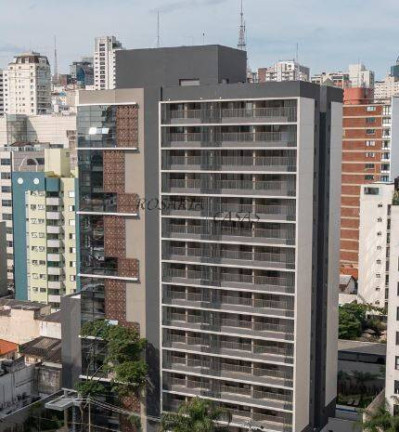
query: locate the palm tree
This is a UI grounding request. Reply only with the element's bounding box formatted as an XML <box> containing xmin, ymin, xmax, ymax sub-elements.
<box><xmin>362</xmin><ymin>403</ymin><xmax>399</xmax><ymax>431</ymax></box>
<box><xmin>160</xmin><ymin>398</ymin><xmax>232</xmax><ymax>432</ymax></box>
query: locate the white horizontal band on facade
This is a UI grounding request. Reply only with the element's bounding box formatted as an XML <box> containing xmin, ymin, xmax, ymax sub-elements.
<box><xmin>77</xmin><ymin>211</ymin><xmax>139</xmax><ymax>217</ymax></box>
<box><xmin>77</xmin><ymin>102</ymin><xmax>137</xmax><ymax>107</ymax></box>
<box><xmin>78</xmin><ymin>273</ymin><xmax>139</xmax><ymax>282</ymax></box>
<box><xmin>77</xmin><ymin>147</ymin><xmax>139</xmax><ymax>151</ymax></box>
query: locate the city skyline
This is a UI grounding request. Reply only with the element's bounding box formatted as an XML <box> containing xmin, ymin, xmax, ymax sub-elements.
<box><xmin>0</xmin><ymin>0</ymin><xmax>398</xmax><ymax>78</ymax></box>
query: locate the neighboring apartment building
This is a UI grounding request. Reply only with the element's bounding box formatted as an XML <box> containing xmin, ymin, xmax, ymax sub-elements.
<box><xmin>358</xmin><ymin>183</ymin><xmax>394</xmax><ymax>307</ymax></box>
<box><xmin>374</xmin><ymin>76</ymin><xmax>399</xmax><ymax>103</ymax></box>
<box><xmin>311</xmin><ymin>71</ymin><xmax>350</xmax><ymax>89</ymax></box>
<box><xmin>348</xmin><ymin>63</ymin><xmax>375</xmax><ymax>89</ymax></box>
<box><xmin>258</xmin><ymin>60</ymin><xmax>310</xmax><ymax>83</ymax></box>
<box><xmin>93</xmin><ymin>36</ymin><xmax>124</xmax><ymax>90</ymax></box>
<box><xmin>0</xmin><ymin>69</ymin><xmax>4</xmax><ymax>116</ymax></box>
<box><xmin>3</xmin><ymin>52</ymin><xmax>51</xmax><ymax>115</ymax></box>
<box><xmin>12</xmin><ymin>148</ymin><xmax>77</xmax><ymax>310</ymax></box>
<box><xmin>384</xmin><ymin>185</ymin><xmax>399</xmax><ymax>413</ymax></box>
<box><xmin>75</xmin><ymin>45</ymin><xmax>342</xmax><ymax>432</ymax></box>
<box><xmin>340</xmin><ymin>88</ymin><xmax>399</xmax><ymax>279</ymax></box>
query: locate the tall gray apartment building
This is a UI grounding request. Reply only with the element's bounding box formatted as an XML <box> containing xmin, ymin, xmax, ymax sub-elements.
<box><xmin>76</xmin><ymin>45</ymin><xmax>342</xmax><ymax>432</ymax></box>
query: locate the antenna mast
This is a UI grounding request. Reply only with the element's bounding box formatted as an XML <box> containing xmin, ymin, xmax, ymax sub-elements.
<box><xmin>156</xmin><ymin>11</ymin><xmax>160</xmax><ymax>48</ymax></box>
<box><xmin>237</xmin><ymin>0</ymin><xmax>246</xmax><ymax>51</ymax></box>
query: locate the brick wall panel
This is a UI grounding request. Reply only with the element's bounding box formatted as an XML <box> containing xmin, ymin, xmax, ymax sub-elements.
<box><xmin>104</xmin><ymin>216</ymin><xmax>126</xmax><ymax>258</ymax></box>
<box><xmin>118</xmin><ymin>193</ymin><xmax>140</xmax><ymax>214</ymax></box>
<box><xmin>103</xmin><ymin>151</ymin><xmax>125</xmax><ymax>193</ymax></box>
<box><xmin>116</xmin><ymin>106</ymin><xmax>139</xmax><ymax>149</ymax></box>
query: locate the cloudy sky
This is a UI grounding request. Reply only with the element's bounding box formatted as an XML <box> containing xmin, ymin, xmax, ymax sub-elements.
<box><xmin>0</xmin><ymin>0</ymin><xmax>398</xmax><ymax>79</ymax></box>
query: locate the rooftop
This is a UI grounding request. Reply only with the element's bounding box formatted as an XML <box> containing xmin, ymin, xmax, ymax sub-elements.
<box><xmin>338</xmin><ymin>339</ymin><xmax>386</xmax><ymax>357</ymax></box>
<box><xmin>0</xmin><ymin>339</ymin><xmax>18</xmax><ymax>356</ymax></box>
<box><xmin>20</xmin><ymin>337</ymin><xmax>61</xmax><ymax>364</ymax></box>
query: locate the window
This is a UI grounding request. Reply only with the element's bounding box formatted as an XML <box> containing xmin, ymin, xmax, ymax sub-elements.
<box><xmin>1</xmin><ymin>186</ymin><xmax>11</xmax><ymax>193</ymax></box>
<box><xmin>0</xmin><ymin>159</ymin><xmax>10</xmax><ymax>166</ymax></box>
<box><xmin>365</xmin><ymin>175</ymin><xmax>374</xmax><ymax>181</ymax></box>
<box><xmin>2</xmin><ymin>214</ymin><xmax>12</xmax><ymax>220</ymax></box>
<box><xmin>2</xmin><ymin>200</ymin><xmax>11</xmax><ymax>207</ymax></box>
<box><xmin>70</xmin><ymin>275</ymin><xmax>76</xmax><ymax>282</ymax></box>
<box><xmin>69</xmin><ymin>247</ymin><xmax>76</xmax><ymax>254</ymax></box>
<box><xmin>68</xmin><ymin>191</ymin><xmax>75</xmax><ymax>198</ymax></box>
<box><xmin>366</xmin><ymin>117</ymin><xmax>376</xmax><ymax>123</ymax></box>
<box><xmin>69</xmin><ymin>233</ymin><xmax>76</xmax><ymax>240</ymax></box>
<box><xmin>0</xmin><ymin>173</ymin><xmax>10</xmax><ymax>180</ymax></box>
<box><xmin>396</xmin><ymin>306</ymin><xmax>399</xmax><ymax>321</ymax></box>
<box><xmin>395</xmin><ymin>381</ymin><xmax>399</xmax><ymax>395</ymax></box>
<box><xmin>366</xmin><ymin>140</ymin><xmax>375</xmax><ymax>146</ymax></box>
<box><xmin>69</xmin><ymin>219</ymin><xmax>75</xmax><ymax>226</ymax></box>
<box><xmin>179</xmin><ymin>79</ymin><xmax>200</xmax><ymax>86</ymax></box>
<box><xmin>395</xmin><ymin>331</ymin><xmax>399</xmax><ymax>345</ymax></box>
<box><xmin>366</xmin><ymin>129</ymin><xmax>376</xmax><ymax>135</ymax></box>
<box><xmin>397</xmin><ymin>282</ymin><xmax>399</xmax><ymax>296</ymax></box>
<box><xmin>365</xmin><ymin>163</ymin><xmax>375</xmax><ymax>169</ymax></box>
<box><xmin>367</xmin><ymin>106</ymin><xmax>376</xmax><ymax>112</ymax></box>
<box><xmin>69</xmin><ymin>205</ymin><xmax>75</xmax><ymax>212</ymax></box>
<box><xmin>366</xmin><ymin>152</ymin><xmax>375</xmax><ymax>158</ymax></box>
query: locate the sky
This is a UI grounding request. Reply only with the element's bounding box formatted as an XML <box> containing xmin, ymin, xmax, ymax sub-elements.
<box><xmin>0</xmin><ymin>0</ymin><xmax>399</xmax><ymax>79</ymax></box>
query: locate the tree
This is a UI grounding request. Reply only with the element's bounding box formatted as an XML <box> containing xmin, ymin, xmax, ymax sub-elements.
<box><xmin>361</xmin><ymin>403</ymin><xmax>399</xmax><ymax>432</ymax></box>
<box><xmin>160</xmin><ymin>398</ymin><xmax>232</xmax><ymax>432</ymax></box>
<box><xmin>352</xmin><ymin>371</ymin><xmax>379</xmax><ymax>393</ymax></box>
<box><xmin>78</xmin><ymin>319</ymin><xmax>147</xmax><ymax>397</ymax></box>
<box><xmin>339</xmin><ymin>304</ymin><xmax>365</xmax><ymax>340</ymax></box>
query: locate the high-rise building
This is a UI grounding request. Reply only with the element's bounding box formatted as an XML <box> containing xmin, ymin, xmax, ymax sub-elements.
<box><xmin>348</xmin><ymin>63</ymin><xmax>375</xmax><ymax>89</ymax></box>
<box><xmin>76</xmin><ymin>45</ymin><xmax>342</xmax><ymax>432</ymax></box>
<box><xmin>385</xmin><ymin>183</ymin><xmax>399</xmax><ymax>413</ymax></box>
<box><xmin>70</xmin><ymin>58</ymin><xmax>94</xmax><ymax>88</ymax></box>
<box><xmin>93</xmin><ymin>36</ymin><xmax>124</xmax><ymax>90</ymax></box>
<box><xmin>311</xmin><ymin>71</ymin><xmax>350</xmax><ymax>89</ymax></box>
<box><xmin>3</xmin><ymin>52</ymin><xmax>51</xmax><ymax>115</ymax></box>
<box><xmin>12</xmin><ymin>148</ymin><xmax>77</xmax><ymax>310</ymax></box>
<box><xmin>358</xmin><ymin>183</ymin><xmax>394</xmax><ymax>307</ymax></box>
<box><xmin>340</xmin><ymin>89</ymin><xmax>399</xmax><ymax>279</ymax></box>
<box><xmin>258</xmin><ymin>60</ymin><xmax>310</xmax><ymax>83</ymax></box>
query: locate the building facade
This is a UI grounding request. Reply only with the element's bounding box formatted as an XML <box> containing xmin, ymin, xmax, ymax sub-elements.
<box><xmin>12</xmin><ymin>148</ymin><xmax>77</xmax><ymax>310</ymax></box>
<box><xmin>385</xmin><ymin>186</ymin><xmax>399</xmax><ymax>413</ymax></box>
<box><xmin>374</xmin><ymin>76</ymin><xmax>399</xmax><ymax>103</ymax></box>
<box><xmin>311</xmin><ymin>71</ymin><xmax>350</xmax><ymax>89</ymax></box>
<box><xmin>348</xmin><ymin>64</ymin><xmax>375</xmax><ymax>89</ymax></box>
<box><xmin>340</xmin><ymin>89</ymin><xmax>399</xmax><ymax>279</ymax></box>
<box><xmin>3</xmin><ymin>52</ymin><xmax>51</xmax><ymax>115</ymax></box>
<box><xmin>358</xmin><ymin>183</ymin><xmax>394</xmax><ymax>307</ymax></box>
<box><xmin>94</xmin><ymin>36</ymin><xmax>124</xmax><ymax>90</ymax></box>
<box><xmin>258</xmin><ymin>61</ymin><xmax>310</xmax><ymax>83</ymax></box>
<box><xmin>75</xmin><ymin>45</ymin><xmax>342</xmax><ymax>432</ymax></box>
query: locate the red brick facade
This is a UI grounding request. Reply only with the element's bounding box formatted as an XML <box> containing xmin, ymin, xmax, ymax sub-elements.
<box><xmin>340</xmin><ymin>92</ymin><xmax>386</xmax><ymax>279</ymax></box>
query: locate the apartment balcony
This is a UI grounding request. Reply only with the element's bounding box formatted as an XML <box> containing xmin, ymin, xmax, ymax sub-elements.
<box><xmin>163</xmin><ymin>314</ymin><xmax>294</xmax><ymax>341</ymax></box>
<box><xmin>163</xmin><ymin>400</ymin><xmax>292</xmax><ymax>432</ymax></box>
<box><xmin>163</xmin><ymin>267</ymin><xmax>295</xmax><ymax>295</ymax></box>
<box><xmin>47</xmin><ymin>267</ymin><xmax>63</xmax><ymax>276</ymax></box>
<box><xmin>46</xmin><ymin>212</ymin><xmax>62</xmax><ymax>220</ymax></box>
<box><xmin>48</xmin><ymin>295</ymin><xmax>61</xmax><ymax>304</ymax></box>
<box><xmin>47</xmin><ymin>197</ymin><xmax>61</xmax><ymax>206</ymax></box>
<box><xmin>162</xmin><ymin>201</ymin><xmax>296</xmax><ymax>222</ymax></box>
<box><xmin>47</xmin><ymin>225</ymin><xmax>62</xmax><ymax>234</ymax></box>
<box><xmin>162</xmin><ymin>156</ymin><xmax>297</xmax><ymax>173</ymax></box>
<box><xmin>48</xmin><ymin>281</ymin><xmax>63</xmax><ymax>290</ymax></box>
<box><xmin>47</xmin><ymin>253</ymin><xmax>62</xmax><ymax>262</ymax></box>
<box><xmin>47</xmin><ymin>239</ymin><xmax>62</xmax><ymax>248</ymax></box>
<box><xmin>164</xmin><ymin>224</ymin><xmax>295</xmax><ymax>246</ymax></box>
<box><xmin>163</xmin><ymin>179</ymin><xmax>296</xmax><ymax>197</ymax></box>
<box><xmin>166</xmin><ymin>331</ymin><xmax>295</xmax><ymax>365</ymax></box>
<box><xmin>164</xmin><ymin>107</ymin><xmax>297</xmax><ymax>125</ymax></box>
<box><xmin>163</xmin><ymin>359</ymin><xmax>293</xmax><ymax>388</ymax></box>
<box><xmin>163</xmin><ymin>247</ymin><xmax>295</xmax><ymax>270</ymax></box>
<box><xmin>163</xmin><ymin>377</ymin><xmax>293</xmax><ymax>411</ymax></box>
<box><xmin>163</xmin><ymin>132</ymin><xmax>297</xmax><ymax>149</ymax></box>
<box><xmin>162</xmin><ymin>293</ymin><xmax>294</xmax><ymax>318</ymax></box>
